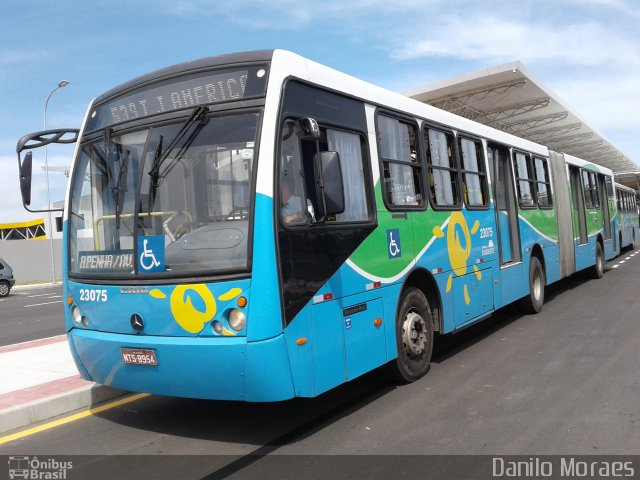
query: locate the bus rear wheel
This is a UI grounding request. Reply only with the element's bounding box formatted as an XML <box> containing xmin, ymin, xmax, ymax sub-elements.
<box><xmin>518</xmin><ymin>256</ymin><xmax>545</xmax><ymax>314</ymax></box>
<box><xmin>587</xmin><ymin>242</ymin><xmax>604</xmax><ymax>279</ymax></box>
<box><xmin>383</xmin><ymin>287</ymin><xmax>434</xmax><ymax>383</ymax></box>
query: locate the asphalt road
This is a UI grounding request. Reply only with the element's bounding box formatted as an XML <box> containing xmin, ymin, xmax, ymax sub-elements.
<box><xmin>0</xmin><ymin>283</ymin><xmax>65</xmax><ymax>346</ymax></box>
<box><xmin>2</xmin><ymin>250</ymin><xmax>640</xmax><ymax>479</ymax></box>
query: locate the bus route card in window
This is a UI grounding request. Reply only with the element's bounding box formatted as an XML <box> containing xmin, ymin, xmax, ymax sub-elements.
<box><xmin>121</xmin><ymin>348</ymin><xmax>158</xmax><ymax>366</ymax></box>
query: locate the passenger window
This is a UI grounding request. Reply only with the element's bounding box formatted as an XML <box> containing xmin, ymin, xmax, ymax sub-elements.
<box><xmin>279</xmin><ymin>119</ymin><xmax>370</xmax><ymax>225</ymax></box>
<box><xmin>534</xmin><ymin>157</ymin><xmax>552</xmax><ymax>208</ymax></box>
<box><xmin>458</xmin><ymin>137</ymin><xmax>488</xmax><ymax>208</ymax></box>
<box><xmin>377</xmin><ymin>115</ymin><xmax>424</xmax><ymax>209</ymax></box>
<box><xmin>581</xmin><ymin>171</ymin><xmax>599</xmax><ymax>209</ymax></box>
<box><xmin>514</xmin><ymin>152</ymin><xmax>535</xmax><ymax>208</ymax></box>
<box><xmin>327</xmin><ymin>129</ymin><xmax>369</xmax><ymax>222</ymax></box>
<box><xmin>616</xmin><ymin>190</ymin><xmax>621</xmax><ymax>211</ymax></box>
<box><xmin>605</xmin><ymin>177</ymin><xmax>614</xmax><ymax>197</ymax></box>
<box><xmin>425</xmin><ymin>127</ymin><xmax>460</xmax><ymax>208</ymax></box>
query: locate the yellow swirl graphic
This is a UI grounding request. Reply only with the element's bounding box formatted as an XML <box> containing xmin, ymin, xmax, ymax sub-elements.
<box><xmin>218</xmin><ymin>287</ymin><xmax>243</xmax><ymax>301</ymax></box>
<box><xmin>169</xmin><ymin>284</ymin><xmax>217</xmax><ymax>333</ymax></box>
<box><xmin>149</xmin><ymin>289</ymin><xmax>166</xmax><ymax>299</ymax></box>
<box><xmin>447</xmin><ymin>211</ymin><xmax>471</xmax><ymax>276</ymax></box>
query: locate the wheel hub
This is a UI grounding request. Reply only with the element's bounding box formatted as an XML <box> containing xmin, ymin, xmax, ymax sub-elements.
<box><xmin>402</xmin><ymin>311</ymin><xmax>427</xmax><ymax>357</ymax></box>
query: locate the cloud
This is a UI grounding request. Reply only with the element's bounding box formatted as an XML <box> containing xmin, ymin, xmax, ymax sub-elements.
<box><xmin>164</xmin><ymin>0</ymin><xmax>312</xmax><ymax>29</ymax></box>
<box><xmin>0</xmin><ymin>49</ymin><xmax>52</xmax><ymax>68</ymax></box>
<box><xmin>390</xmin><ymin>15</ymin><xmax>639</xmax><ymax>68</ymax></box>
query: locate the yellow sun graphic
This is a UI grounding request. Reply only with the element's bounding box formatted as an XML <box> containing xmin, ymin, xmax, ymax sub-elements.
<box><xmin>148</xmin><ymin>285</ymin><xmax>243</xmax><ymax>334</ymax></box>
<box><xmin>433</xmin><ymin>212</ymin><xmax>481</xmax><ymax>305</ymax></box>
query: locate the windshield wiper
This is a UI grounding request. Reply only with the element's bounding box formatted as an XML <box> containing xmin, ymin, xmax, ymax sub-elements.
<box><xmin>148</xmin><ymin>105</ymin><xmax>209</xmax><ymax>187</ymax></box>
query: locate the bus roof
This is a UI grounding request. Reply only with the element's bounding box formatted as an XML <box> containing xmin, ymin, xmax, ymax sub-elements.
<box><xmin>272</xmin><ymin>50</ymin><xmax>549</xmax><ymax>157</ymax></box>
<box><xmin>563</xmin><ymin>153</ymin><xmax>614</xmax><ymax>175</ymax></box>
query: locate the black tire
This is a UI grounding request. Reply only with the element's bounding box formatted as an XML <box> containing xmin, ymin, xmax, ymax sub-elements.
<box><xmin>619</xmin><ymin>232</ymin><xmax>624</xmax><ymax>255</ymax></box>
<box><xmin>383</xmin><ymin>287</ymin><xmax>434</xmax><ymax>383</ymax></box>
<box><xmin>518</xmin><ymin>256</ymin><xmax>545</xmax><ymax>314</ymax></box>
<box><xmin>0</xmin><ymin>281</ymin><xmax>9</xmax><ymax>298</ymax></box>
<box><xmin>587</xmin><ymin>242</ymin><xmax>604</xmax><ymax>279</ymax></box>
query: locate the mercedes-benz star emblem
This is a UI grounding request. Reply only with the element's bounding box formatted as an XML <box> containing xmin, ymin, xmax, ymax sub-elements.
<box><xmin>130</xmin><ymin>314</ymin><xmax>144</xmax><ymax>332</ymax></box>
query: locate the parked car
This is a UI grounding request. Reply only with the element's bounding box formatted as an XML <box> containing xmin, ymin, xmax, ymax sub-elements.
<box><xmin>0</xmin><ymin>257</ymin><xmax>16</xmax><ymax>297</ymax></box>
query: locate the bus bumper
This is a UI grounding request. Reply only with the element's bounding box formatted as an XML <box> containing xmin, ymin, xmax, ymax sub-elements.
<box><xmin>68</xmin><ymin>329</ymin><xmax>295</xmax><ymax>402</ymax></box>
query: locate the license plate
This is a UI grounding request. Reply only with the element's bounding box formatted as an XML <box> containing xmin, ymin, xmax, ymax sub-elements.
<box><xmin>121</xmin><ymin>348</ymin><xmax>158</xmax><ymax>366</ymax></box>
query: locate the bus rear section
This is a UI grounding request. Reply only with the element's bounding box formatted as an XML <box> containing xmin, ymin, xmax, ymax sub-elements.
<box><xmin>554</xmin><ymin>154</ymin><xmax>616</xmax><ymax>277</ymax></box>
<box><xmin>615</xmin><ymin>183</ymin><xmax>639</xmax><ymax>251</ymax></box>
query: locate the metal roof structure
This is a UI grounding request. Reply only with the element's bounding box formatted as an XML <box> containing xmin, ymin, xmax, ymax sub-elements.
<box><xmin>0</xmin><ymin>218</ymin><xmax>46</xmax><ymax>240</ymax></box>
<box><xmin>405</xmin><ymin>61</ymin><xmax>640</xmax><ymax>189</ymax></box>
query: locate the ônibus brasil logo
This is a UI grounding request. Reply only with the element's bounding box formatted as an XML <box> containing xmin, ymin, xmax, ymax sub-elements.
<box><xmin>8</xmin><ymin>456</ymin><xmax>73</xmax><ymax>480</ymax></box>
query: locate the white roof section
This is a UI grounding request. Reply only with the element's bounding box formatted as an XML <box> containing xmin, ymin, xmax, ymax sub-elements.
<box><xmin>405</xmin><ymin>61</ymin><xmax>639</xmax><ymax>189</ymax></box>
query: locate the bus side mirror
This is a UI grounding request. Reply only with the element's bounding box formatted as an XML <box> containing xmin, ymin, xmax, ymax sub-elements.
<box><xmin>315</xmin><ymin>151</ymin><xmax>345</xmax><ymax>217</ymax></box>
<box><xmin>19</xmin><ymin>152</ymin><xmax>33</xmax><ymax>207</ymax></box>
<box><xmin>15</xmin><ymin>128</ymin><xmax>78</xmax><ymax>213</ymax></box>
<box><xmin>298</xmin><ymin>118</ymin><xmax>320</xmax><ymax>139</ymax></box>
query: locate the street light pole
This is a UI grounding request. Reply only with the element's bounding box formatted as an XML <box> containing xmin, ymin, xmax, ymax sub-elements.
<box><xmin>43</xmin><ymin>80</ymin><xmax>70</xmax><ymax>285</ymax></box>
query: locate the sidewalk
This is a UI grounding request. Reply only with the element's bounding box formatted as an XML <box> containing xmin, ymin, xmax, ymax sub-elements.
<box><xmin>0</xmin><ymin>335</ymin><xmax>127</xmax><ymax>434</ymax></box>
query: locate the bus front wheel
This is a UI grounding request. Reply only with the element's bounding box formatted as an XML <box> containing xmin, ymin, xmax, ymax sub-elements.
<box><xmin>383</xmin><ymin>287</ymin><xmax>434</xmax><ymax>383</ymax></box>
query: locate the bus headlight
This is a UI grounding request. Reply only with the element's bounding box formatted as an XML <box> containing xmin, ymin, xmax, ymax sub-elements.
<box><xmin>212</xmin><ymin>321</ymin><xmax>223</xmax><ymax>335</ymax></box>
<box><xmin>71</xmin><ymin>306</ymin><xmax>83</xmax><ymax>325</ymax></box>
<box><xmin>228</xmin><ymin>309</ymin><xmax>246</xmax><ymax>331</ymax></box>
<box><xmin>71</xmin><ymin>305</ymin><xmax>89</xmax><ymax>327</ymax></box>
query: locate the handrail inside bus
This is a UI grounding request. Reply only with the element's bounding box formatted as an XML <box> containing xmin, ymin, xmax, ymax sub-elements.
<box><xmin>92</xmin><ymin>211</ymin><xmax>176</xmax><ymax>250</ymax></box>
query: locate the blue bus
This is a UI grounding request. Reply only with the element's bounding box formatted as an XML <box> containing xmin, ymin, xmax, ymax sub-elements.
<box><xmin>17</xmin><ymin>50</ymin><xmax>620</xmax><ymax>401</ymax></box>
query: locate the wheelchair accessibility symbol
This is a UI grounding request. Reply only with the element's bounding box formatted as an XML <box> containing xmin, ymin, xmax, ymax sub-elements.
<box><xmin>387</xmin><ymin>228</ymin><xmax>401</xmax><ymax>259</ymax></box>
<box><xmin>137</xmin><ymin>235</ymin><xmax>165</xmax><ymax>273</ymax></box>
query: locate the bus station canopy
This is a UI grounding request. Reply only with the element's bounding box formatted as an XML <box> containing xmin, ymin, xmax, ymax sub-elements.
<box><xmin>405</xmin><ymin>61</ymin><xmax>640</xmax><ymax>189</ymax></box>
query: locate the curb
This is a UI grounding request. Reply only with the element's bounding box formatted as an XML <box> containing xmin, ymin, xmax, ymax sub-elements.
<box><xmin>0</xmin><ymin>384</ymin><xmax>128</xmax><ymax>434</ymax></box>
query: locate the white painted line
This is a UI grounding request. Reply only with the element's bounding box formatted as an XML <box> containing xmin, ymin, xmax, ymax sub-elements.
<box><xmin>619</xmin><ymin>260</ymin><xmax>626</xmax><ymax>264</ymax></box>
<box><xmin>625</xmin><ymin>256</ymin><xmax>632</xmax><ymax>260</ymax></box>
<box><xmin>27</xmin><ymin>293</ymin><xmax>61</xmax><ymax>298</ymax></box>
<box><xmin>612</xmin><ymin>265</ymin><xmax>620</xmax><ymax>269</ymax></box>
<box><xmin>24</xmin><ymin>300</ymin><xmax>63</xmax><ymax>308</ymax></box>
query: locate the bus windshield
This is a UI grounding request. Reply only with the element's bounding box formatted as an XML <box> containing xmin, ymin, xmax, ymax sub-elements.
<box><xmin>68</xmin><ymin>111</ymin><xmax>259</xmax><ymax>278</ymax></box>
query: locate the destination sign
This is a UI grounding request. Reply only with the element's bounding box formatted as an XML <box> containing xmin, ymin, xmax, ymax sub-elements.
<box><xmin>77</xmin><ymin>250</ymin><xmax>134</xmax><ymax>272</ymax></box>
<box><xmin>86</xmin><ymin>65</ymin><xmax>268</xmax><ymax>131</ymax></box>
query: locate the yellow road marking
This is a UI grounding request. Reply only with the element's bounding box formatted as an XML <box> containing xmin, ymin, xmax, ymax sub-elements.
<box><xmin>0</xmin><ymin>392</ymin><xmax>150</xmax><ymax>445</ymax></box>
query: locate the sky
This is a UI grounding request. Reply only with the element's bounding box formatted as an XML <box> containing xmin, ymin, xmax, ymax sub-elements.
<box><xmin>1</xmin><ymin>0</ymin><xmax>639</xmax><ymax>223</ymax></box>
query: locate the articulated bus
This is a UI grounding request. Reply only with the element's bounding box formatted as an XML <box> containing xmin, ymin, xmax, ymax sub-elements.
<box><xmin>614</xmin><ymin>182</ymin><xmax>639</xmax><ymax>251</ymax></box>
<box><xmin>16</xmin><ymin>50</ymin><xmax>621</xmax><ymax>401</ymax></box>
